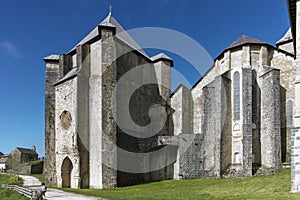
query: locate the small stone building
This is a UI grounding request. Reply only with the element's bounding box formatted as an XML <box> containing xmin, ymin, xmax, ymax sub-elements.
<box><xmin>6</xmin><ymin>146</ymin><xmax>39</xmax><ymax>173</ymax></box>
<box><xmin>44</xmin><ymin>10</ymin><xmax>297</xmax><ymax>189</ymax></box>
<box><xmin>10</xmin><ymin>147</ymin><xmax>38</xmax><ymax>163</ymax></box>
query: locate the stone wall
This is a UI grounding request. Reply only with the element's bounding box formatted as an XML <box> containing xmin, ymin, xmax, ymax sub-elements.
<box><xmin>115</xmin><ymin>37</ymin><xmax>171</xmax><ymax>186</ymax></box>
<box><xmin>171</xmin><ymin>85</ymin><xmax>192</xmax><ymax>136</ymax></box>
<box><xmin>177</xmin><ymin>134</ymin><xmax>203</xmax><ymax>179</ymax></box>
<box><xmin>202</xmin><ymin>81</ymin><xmax>217</xmax><ymax>177</ymax></box>
<box><xmin>101</xmin><ymin>28</ymin><xmax>117</xmax><ymax>189</ymax></box>
<box><xmin>291</xmin><ymin>129</ymin><xmax>300</xmax><ymax>192</ymax></box>
<box><xmin>171</xmin><ymin>86</ymin><xmax>183</xmax><ymax>136</ymax></box>
<box><xmin>219</xmin><ymin>74</ymin><xmax>232</xmax><ymax>176</ymax></box>
<box><xmin>89</xmin><ymin>39</ymin><xmax>103</xmax><ymax>189</ymax></box>
<box><xmin>158</xmin><ymin>134</ymin><xmax>202</xmax><ymax>180</ymax></box>
<box><xmin>242</xmin><ymin>67</ymin><xmax>253</xmax><ymax>177</ymax></box>
<box><xmin>44</xmin><ymin>58</ymin><xmax>60</xmax><ymax>186</ymax></box>
<box><xmin>55</xmin><ymin>78</ymin><xmax>81</xmax><ymax>188</ymax></box>
<box><xmin>76</xmin><ymin>44</ymin><xmax>91</xmax><ymax>188</ymax></box>
<box><xmin>18</xmin><ymin>161</ymin><xmax>44</xmax><ymax>175</ymax></box>
<box><xmin>198</xmin><ymin>74</ymin><xmax>231</xmax><ymax>178</ymax></box>
<box><xmin>260</xmin><ymin>68</ymin><xmax>282</xmax><ymax>173</ymax></box>
<box><xmin>271</xmin><ymin>51</ymin><xmax>296</xmax><ymax>163</ymax></box>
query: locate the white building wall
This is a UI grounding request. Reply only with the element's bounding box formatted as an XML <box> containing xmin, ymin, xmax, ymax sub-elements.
<box><xmin>55</xmin><ymin>78</ymin><xmax>80</xmax><ymax>188</ymax></box>
<box><xmin>89</xmin><ymin>40</ymin><xmax>103</xmax><ymax>189</ymax></box>
<box><xmin>0</xmin><ymin>163</ymin><xmax>5</xmax><ymax>170</ymax></box>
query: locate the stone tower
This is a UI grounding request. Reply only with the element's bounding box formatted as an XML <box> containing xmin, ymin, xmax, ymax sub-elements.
<box><xmin>44</xmin><ymin>12</ymin><xmax>173</xmax><ymax>189</ymax></box>
<box><xmin>44</xmin><ymin>54</ymin><xmax>60</xmax><ymax>186</ymax></box>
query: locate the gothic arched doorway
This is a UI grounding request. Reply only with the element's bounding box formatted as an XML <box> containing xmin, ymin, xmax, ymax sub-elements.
<box><xmin>61</xmin><ymin>157</ymin><xmax>73</xmax><ymax>188</ymax></box>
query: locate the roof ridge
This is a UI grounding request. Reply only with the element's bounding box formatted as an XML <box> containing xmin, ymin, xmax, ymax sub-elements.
<box><xmin>69</xmin><ymin>14</ymin><xmax>149</xmax><ymax>59</ymax></box>
<box><xmin>227</xmin><ymin>35</ymin><xmax>267</xmax><ymax>50</ymax></box>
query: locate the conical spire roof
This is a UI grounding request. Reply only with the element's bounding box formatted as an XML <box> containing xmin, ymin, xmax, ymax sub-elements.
<box><xmin>226</xmin><ymin>35</ymin><xmax>267</xmax><ymax>50</ymax></box>
<box><xmin>69</xmin><ymin>13</ymin><xmax>148</xmax><ymax>58</ymax></box>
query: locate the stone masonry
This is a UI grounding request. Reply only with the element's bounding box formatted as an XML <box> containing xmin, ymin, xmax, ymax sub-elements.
<box><xmin>44</xmin><ymin>9</ymin><xmax>297</xmax><ymax>189</ymax></box>
<box><xmin>288</xmin><ymin>0</ymin><xmax>300</xmax><ymax>192</ymax></box>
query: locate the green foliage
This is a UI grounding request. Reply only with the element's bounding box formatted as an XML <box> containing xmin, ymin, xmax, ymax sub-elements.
<box><xmin>59</xmin><ymin>169</ymin><xmax>300</xmax><ymax>200</ymax></box>
<box><xmin>0</xmin><ymin>188</ymin><xmax>28</xmax><ymax>200</ymax></box>
<box><xmin>0</xmin><ymin>174</ymin><xmax>23</xmax><ymax>186</ymax></box>
<box><xmin>26</xmin><ymin>160</ymin><xmax>43</xmax><ymax>166</ymax></box>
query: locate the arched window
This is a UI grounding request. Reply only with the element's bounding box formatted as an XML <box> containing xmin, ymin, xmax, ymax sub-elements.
<box><xmin>233</xmin><ymin>71</ymin><xmax>240</xmax><ymax>119</ymax></box>
<box><xmin>234</xmin><ymin>152</ymin><xmax>241</xmax><ymax>164</ymax></box>
<box><xmin>286</xmin><ymin>100</ymin><xmax>293</xmax><ymax>127</ymax></box>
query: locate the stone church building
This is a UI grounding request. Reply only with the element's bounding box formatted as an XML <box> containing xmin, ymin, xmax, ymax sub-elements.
<box><xmin>44</xmin><ymin>4</ymin><xmax>298</xmax><ymax>189</ymax></box>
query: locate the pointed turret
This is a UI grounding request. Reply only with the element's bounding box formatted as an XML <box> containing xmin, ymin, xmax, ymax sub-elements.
<box><xmin>226</xmin><ymin>35</ymin><xmax>267</xmax><ymax>50</ymax></box>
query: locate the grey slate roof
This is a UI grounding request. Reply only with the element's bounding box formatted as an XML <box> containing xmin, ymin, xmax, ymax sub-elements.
<box><xmin>69</xmin><ymin>14</ymin><xmax>149</xmax><ymax>59</ymax></box>
<box><xmin>151</xmin><ymin>53</ymin><xmax>173</xmax><ymax>61</ymax></box>
<box><xmin>43</xmin><ymin>54</ymin><xmax>60</xmax><ymax>61</ymax></box>
<box><xmin>99</xmin><ymin>13</ymin><xmax>116</xmax><ymax>27</ymax></box>
<box><xmin>277</xmin><ymin>28</ymin><xmax>293</xmax><ymax>44</ymax></box>
<box><xmin>56</xmin><ymin>13</ymin><xmax>154</xmax><ymax>86</ymax></box>
<box><xmin>55</xmin><ymin>67</ymin><xmax>78</xmax><ymax>86</ymax></box>
<box><xmin>226</xmin><ymin>35</ymin><xmax>267</xmax><ymax>50</ymax></box>
<box><xmin>16</xmin><ymin>147</ymin><xmax>38</xmax><ymax>155</ymax></box>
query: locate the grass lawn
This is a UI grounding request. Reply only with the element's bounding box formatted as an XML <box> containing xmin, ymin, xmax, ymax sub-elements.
<box><xmin>59</xmin><ymin>169</ymin><xmax>300</xmax><ymax>200</ymax></box>
<box><xmin>0</xmin><ymin>188</ymin><xmax>28</xmax><ymax>200</ymax></box>
<box><xmin>0</xmin><ymin>174</ymin><xmax>23</xmax><ymax>186</ymax></box>
<box><xmin>0</xmin><ymin>174</ymin><xmax>28</xmax><ymax>199</ymax></box>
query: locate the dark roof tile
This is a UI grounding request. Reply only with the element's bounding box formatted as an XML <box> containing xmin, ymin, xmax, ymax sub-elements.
<box><xmin>16</xmin><ymin>147</ymin><xmax>38</xmax><ymax>155</ymax></box>
<box><xmin>226</xmin><ymin>35</ymin><xmax>267</xmax><ymax>50</ymax></box>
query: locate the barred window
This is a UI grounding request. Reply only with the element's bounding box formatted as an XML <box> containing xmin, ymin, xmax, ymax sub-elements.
<box><xmin>233</xmin><ymin>71</ymin><xmax>240</xmax><ymax>119</ymax></box>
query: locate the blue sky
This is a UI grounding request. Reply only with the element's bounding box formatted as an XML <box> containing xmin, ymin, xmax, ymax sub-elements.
<box><xmin>0</xmin><ymin>0</ymin><xmax>290</xmax><ymax>156</ymax></box>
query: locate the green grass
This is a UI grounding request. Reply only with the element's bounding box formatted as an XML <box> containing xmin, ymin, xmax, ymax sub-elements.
<box><xmin>30</xmin><ymin>173</ymin><xmax>45</xmax><ymax>183</ymax></box>
<box><xmin>26</xmin><ymin>160</ymin><xmax>44</xmax><ymax>166</ymax></box>
<box><xmin>59</xmin><ymin>169</ymin><xmax>300</xmax><ymax>200</ymax></box>
<box><xmin>0</xmin><ymin>174</ymin><xmax>28</xmax><ymax>199</ymax></box>
<box><xmin>0</xmin><ymin>188</ymin><xmax>29</xmax><ymax>200</ymax></box>
<box><xmin>0</xmin><ymin>174</ymin><xmax>23</xmax><ymax>186</ymax></box>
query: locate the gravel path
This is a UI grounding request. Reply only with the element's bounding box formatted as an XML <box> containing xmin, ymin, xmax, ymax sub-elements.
<box><xmin>19</xmin><ymin>175</ymin><xmax>104</xmax><ymax>200</ymax></box>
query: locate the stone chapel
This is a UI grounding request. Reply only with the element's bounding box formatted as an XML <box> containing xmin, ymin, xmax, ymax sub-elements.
<box><xmin>44</xmin><ymin>5</ymin><xmax>298</xmax><ymax>189</ymax></box>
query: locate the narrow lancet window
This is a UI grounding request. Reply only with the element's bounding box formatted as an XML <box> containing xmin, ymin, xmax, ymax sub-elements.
<box><xmin>233</xmin><ymin>71</ymin><xmax>240</xmax><ymax>119</ymax></box>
